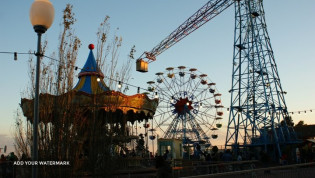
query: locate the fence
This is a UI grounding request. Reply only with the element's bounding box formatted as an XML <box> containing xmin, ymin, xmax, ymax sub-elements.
<box><xmin>0</xmin><ymin>162</ymin><xmax>75</xmax><ymax>178</ymax></box>
<box><xmin>0</xmin><ymin>158</ymin><xmax>156</xmax><ymax>178</ymax></box>
<box><xmin>2</xmin><ymin>159</ymin><xmax>314</xmax><ymax>178</ymax></box>
<box><xmin>183</xmin><ymin>162</ymin><xmax>315</xmax><ymax>178</ymax></box>
<box><xmin>171</xmin><ymin>160</ymin><xmax>257</xmax><ymax>177</ymax></box>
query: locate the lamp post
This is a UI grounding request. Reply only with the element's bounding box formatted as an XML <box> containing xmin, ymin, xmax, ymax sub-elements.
<box><xmin>29</xmin><ymin>0</ymin><xmax>54</xmax><ymax>177</ymax></box>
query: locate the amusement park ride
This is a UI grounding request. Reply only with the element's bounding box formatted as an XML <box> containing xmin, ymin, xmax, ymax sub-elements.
<box><xmin>137</xmin><ymin>0</ymin><xmax>299</xmax><ymax>158</ymax></box>
<box><xmin>147</xmin><ymin>67</ymin><xmax>223</xmax><ymax>147</ymax></box>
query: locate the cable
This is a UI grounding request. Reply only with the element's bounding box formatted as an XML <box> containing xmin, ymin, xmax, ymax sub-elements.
<box><xmin>0</xmin><ymin>51</ymin><xmax>153</xmax><ymax>93</ymax></box>
<box><xmin>289</xmin><ymin>109</ymin><xmax>314</xmax><ymax>115</ymax></box>
<box><xmin>2</xmin><ymin>51</ymin><xmax>315</xmax><ymax>111</ymax></box>
<box><xmin>0</xmin><ymin>52</ymin><xmax>32</xmax><ymax>55</ymax></box>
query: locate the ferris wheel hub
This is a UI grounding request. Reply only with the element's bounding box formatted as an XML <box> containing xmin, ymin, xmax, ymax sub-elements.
<box><xmin>174</xmin><ymin>97</ymin><xmax>193</xmax><ymax>115</ymax></box>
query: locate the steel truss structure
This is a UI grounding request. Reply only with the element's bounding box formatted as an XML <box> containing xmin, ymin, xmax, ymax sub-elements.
<box><xmin>138</xmin><ymin>0</ymin><xmax>234</xmax><ymax>61</ymax></box>
<box><xmin>225</xmin><ymin>0</ymin><xmax>298</xmax><ymax>157</ymax></box>
<box><xmin>138</xmin><ymin>0</ymin><xmax>300</xmax><ymax>159</ymax></box>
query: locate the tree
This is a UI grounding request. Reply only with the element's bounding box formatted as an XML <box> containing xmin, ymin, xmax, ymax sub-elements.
<box><xmin>211</xmin><ymin>146</ymin><xmax>218</xmax><ymax>154</ymax></box>
<box><xmin>15</xmin><ymin>4</ymin><xmax>135</xmax><ymax>177</ymax></box>
<box><xmin>295</xmin><ymin>120</ymin><xmax>307</xmax><ymax>127</ymax></box>
<box><xmin>280</xmin><ymin>116</ymin><xmax>294</xmax><ymax>127</ymax></box>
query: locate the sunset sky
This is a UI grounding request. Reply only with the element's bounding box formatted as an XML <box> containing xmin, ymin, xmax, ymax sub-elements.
<box><xmin>0</xmin><ymin>0</ymin><xmax>314</xmax><ymax>153</ymax></box>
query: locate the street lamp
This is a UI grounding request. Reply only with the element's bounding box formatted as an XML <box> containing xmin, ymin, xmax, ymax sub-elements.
<box><xmin>29</xmin><ymin>0</ymin><xmax>54</xmax><ymax>177</ymax></box>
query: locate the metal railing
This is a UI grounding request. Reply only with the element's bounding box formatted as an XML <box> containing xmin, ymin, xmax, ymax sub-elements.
<box><xmin>3</xmin><ymin>159</ymin><xmax>314</xmax><ymax>178</ymax></box>
<box><xmin>171</xmin><ymin>160</ymin><xmax>258</xmax><ymax>177</ymax></box>
<box><xmin>182</xmin><ymin>162</ymin><xmax>315</xmax><ymax>178</ymax></box>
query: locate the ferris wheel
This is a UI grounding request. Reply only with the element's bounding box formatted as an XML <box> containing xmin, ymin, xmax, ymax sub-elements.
<box><xmin>147</xmin><ymin>66</ymin><xmax>224</xmax><ymax>146</ymax></box>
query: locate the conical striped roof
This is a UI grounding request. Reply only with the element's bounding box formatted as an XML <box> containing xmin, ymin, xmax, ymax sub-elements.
<box><xmin>73</xmin><ymin>44</ymin><xmax>109</xmax><ymax>94</ymax></box>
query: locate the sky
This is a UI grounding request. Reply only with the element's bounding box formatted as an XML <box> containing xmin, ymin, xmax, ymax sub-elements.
<box><xmin>0</xmin><ymin>0</ymin><xmax>314</xmax><ymax>154</ymax></box>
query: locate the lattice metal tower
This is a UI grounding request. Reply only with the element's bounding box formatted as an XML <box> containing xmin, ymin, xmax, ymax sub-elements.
<box><xmin>225</xmin><ymin>0</ymin><xmax>298</xmax><ymax>157</ymax></box>
<box><xmin>134</xmin><ymin>0</ymin><xmax>299</xmax><ymax>159</ymax></box>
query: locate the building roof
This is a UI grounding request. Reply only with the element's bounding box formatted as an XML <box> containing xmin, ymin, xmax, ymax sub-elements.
<box><xmin>20</xmin><ymin>44</ymin><xmax>159</xmax><ymax>124</ymax></box>
<box><xmin>294</xmin><ymin>125</ymin><xmax>315</xmax><ymax>139</ymax></box>
<box><xmin>73</xmin><ymin>45</ymin><xmax>109</xmax><ymax>94</ymax></box>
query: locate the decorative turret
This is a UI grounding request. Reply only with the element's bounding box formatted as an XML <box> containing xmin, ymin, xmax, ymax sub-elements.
<box><xmin>73</xmin><ymin>44</ymin><xmax>109</xmax><ymax>94</ymax></box>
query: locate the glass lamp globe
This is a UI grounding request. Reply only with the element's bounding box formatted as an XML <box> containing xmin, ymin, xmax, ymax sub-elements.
<box><xmin>30</xmin><ymin>0</ymin><xmax>55</xmax><ymax>33</ymax></box>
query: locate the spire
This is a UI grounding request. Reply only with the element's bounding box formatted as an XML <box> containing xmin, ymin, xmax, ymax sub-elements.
<box><xmin>78</xmin><ymin>44</ymin><xmax>103</xmax><ymax>77</ymax></box>
<box><xmin>73</xmin><ymin>44</ymin><xmax>109</xmax><ymax>94</ymax></box>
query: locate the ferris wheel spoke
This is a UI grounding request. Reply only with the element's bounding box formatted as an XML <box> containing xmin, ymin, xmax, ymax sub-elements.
<box><xmin>192</xmin><ymin>112</ymin><xmax>214</xmax><ymax>126</ymax></box>
<box><xmin>201</xmin><ymin>125</ymin><xmax>213</xmax><ymax>136</ymax></box>
<box><xmin>184</xmin><ymin>74</ymin><xmax>193</xmax><ymax>92</ymax></box>
<box><xmin>186</xmin><ymin>76</ymin><xmax>197</xmax><ymax>94</ymax></box>
<box><xmin>181</xmin><ymin>79</ymin><xmax>191</xmax><ymax>94</ymax></box>
<box><xmin>195</xmin><ymin>111</ymin><xmax>216</xmax><ymax>119</ymax></box>
<box><xmin>155</xmin><ymin>107</ymin><xmax>168</xmax><ymax>115</ymax></box>
<box><xmin>172</xmin><ymin>74</ymin><xmax>183</xmax><ymax>94</ymax></box>
<box><xmin>179</xmin><ymin>73</ymin><xmax>193</xmax><ymax>92</ymax></box>
<box><xmin>154</xmin><ymin>114</ymin><xmax>173</xmax><ymax>128</ymax></box>
<box><xmin>155</xmin><ymin>88</ymin><xmax>174</xmax><ymax>102</ymax></box>
<box><xmin>164</xmin><ymin>115</ymin><xmax>180</xmax><ymax>138</ymax></box>
<box><xmin>155</xmin><ymin>88</ymin><xmax>171</xmax><ymax>99</ymax></box>
<box><xmin>154</xmin><ymin>108</ymin><xmax>172</xmax><ymax>117</ymax></box>
<box><xmin>187</xmin><ymin>113</ymin><xmax>208</xmax><ymax>139</ymax></box>
<box><xmin>156</xmin><ymin>97</ymin><xmax>171</xmax><ymax>104</ymax></box>
<box><xmin>177</xmin><ymin>73</ymin><xmax>188</xmax><ymax>94</ymax></box>
<box><xmin>191</xmin><ymin>74</ymin><xmax>203</xmax><ymax>87</ymax></box>
<box><xmin>203</xmin><ymin>103</ymin><xmax>216</xmax><ymax>111</ymax></box>
<box><xmin>177</xmin><ymin>72</ymin><xmax>185</xmax><ymax>91</ymax></box>
<box><xmin>155</xmin><ymin>113</ymin><xmax>176</xmax><ymax>127</ymax></box>
<box><xmin>198</xmin><ymin>97</ymin><xmax>216</xmax><ymax>104</ymax></box>
<box><xmin>194</xmin><ymin>114</ymin><xmax>216</xmax><ymax>133</ymax></box>
<box><xmin>150</xmin><ymin>67</ymin><xmax>222</xmax><ymax>143</ymax></box>
<box><xmin>157</xmin><ymin>76</ymin><xmax>172</xmax><ymax>95</ymax></box>
<box><xmin>155</xmin><ymin>83</ymin><xmax>175</xmax><ymax>99</ymax></box>
<box><xmin>161</xmin><ymin>74</ymin><xmax>180</xmax><ymax>97</ymax></box>
<box><xmin>190</xmin><ymin>80</ymin><xmax>203</xmax><ymax>96</ymax></box>
<box><xmin>156</xmin><ymin>105</ymin><xmax>171</xmax><ymax>108</ymax></box>
<box><xmin>194</xmin><ymin>87</ymin><xmax>211</xmax><ymax>100</ymax></box>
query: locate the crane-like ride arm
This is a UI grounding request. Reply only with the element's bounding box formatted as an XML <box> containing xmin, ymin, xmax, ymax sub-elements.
<box><xmin>136</xmin><ymin>0</ymin><xmax>234</xmax><ymax>72</ymax></box>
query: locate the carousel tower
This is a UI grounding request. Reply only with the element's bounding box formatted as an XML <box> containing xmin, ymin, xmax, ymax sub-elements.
<box><xmin>73</xmin><ymin>44</ymin><xmax>109</xmax><ymax>94</ymax></box>
<box><xmin>21</xmin><ymin>44</ymin><xmax>158</xmax><ymax>132</ymax></box>
<box><xmin>20</xmin><ymin>44</ymin><xmax>158</xmax><ymax>173</ymax></box>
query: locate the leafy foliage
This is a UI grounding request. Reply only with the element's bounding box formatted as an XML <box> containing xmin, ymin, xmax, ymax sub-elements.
<box><xmin>280</xmin><ymin>116</ymin><xmax>294</xmax><ymax>127</ymax></box>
